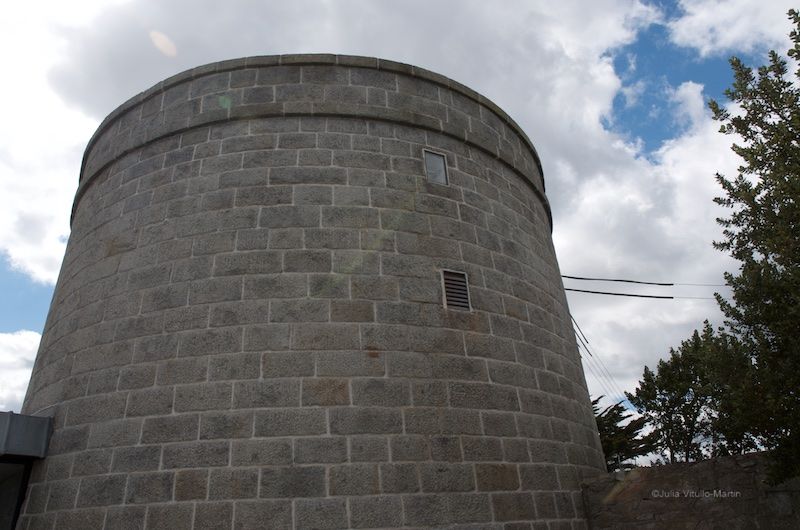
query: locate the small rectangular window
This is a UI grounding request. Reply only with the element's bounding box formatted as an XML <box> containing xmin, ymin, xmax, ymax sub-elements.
<box><xmin>423</xmin><ymin>150</ymin><xmax>448</xmax><ymax>185</ymax></box>
<box><xmin>442</xmin><ymin>270</ymin><xmax>471</xmax><ymax>310</ymax></box>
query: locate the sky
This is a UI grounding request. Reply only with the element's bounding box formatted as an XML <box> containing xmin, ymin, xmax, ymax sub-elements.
<box><xmin>0</xmin><ymin>0</ymin><xmax>796</xmax><ymax>413</ymax></box>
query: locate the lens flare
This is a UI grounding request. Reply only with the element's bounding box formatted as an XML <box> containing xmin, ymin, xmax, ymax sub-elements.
<box><xmin>148</xmin><ymin>30</ymin><xmax>177</xmax><ymax>57</ymax></box>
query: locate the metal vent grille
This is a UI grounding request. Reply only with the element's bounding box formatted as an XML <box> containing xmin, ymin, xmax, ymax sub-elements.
<box><xmin>442</xmin><ymin>270</ymin><xmax>471</xmax><ymax>310</ymax></box>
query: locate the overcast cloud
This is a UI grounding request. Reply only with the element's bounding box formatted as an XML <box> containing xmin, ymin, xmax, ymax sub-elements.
<box><xmin>0</xmin><ymin>0</ymin><xmax>795</xmax><ymax>411</ymax></box>
<box><xmin>669</xmin><ymin>0</ymin><xmax>795</xmax><ymax>56</ymax></box>
<box><xmin>0</xmin><ymin>331</ymin><xmax>40</xmax><ymax>412</ymax></box>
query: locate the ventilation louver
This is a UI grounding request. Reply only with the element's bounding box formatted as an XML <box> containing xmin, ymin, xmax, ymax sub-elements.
<box><xmin>442</xmin><ymin>270</ymin><xmax>471</xmax><ymax>310</ymax></box>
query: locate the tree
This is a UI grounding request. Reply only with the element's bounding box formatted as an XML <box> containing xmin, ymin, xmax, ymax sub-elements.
<box><xmin>626</xmin><ymin>323</ymin><xmax>759</xmax><ymax>463</ymax></box>
<box><xmin>701</xmin><ymin>327</ymin><xmax>760</xmax><ymax>457</ymax></box>
<box><xmin>592</xmin><ymin>396</ymin><xmax>657</xmax><ymax>471</ymax></box>
<box><xmin>708</xmin><ymin>9</ymin><xmax>800</xmax><ymax>483</ymax></box>
<box><xmin>626</xmin><ymin>328</ymin><xmax>714</xmax><ymax>463</ymax></box>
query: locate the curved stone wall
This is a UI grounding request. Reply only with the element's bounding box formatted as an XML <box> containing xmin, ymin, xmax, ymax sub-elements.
<box><xmin>20</xmin><ymin>55</ymin><xmax>604</xmax><ymax>529</ymax></box>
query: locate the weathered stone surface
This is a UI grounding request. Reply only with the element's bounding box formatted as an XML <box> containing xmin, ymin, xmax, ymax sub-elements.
<box><xmin>294</xmin><ymin>437</ymin><xmax>348</xmax><ymax>463</ymax></box>
<box><xmin>208</xmin><ymin>468</ymin><xmax>259</xmax><ymax>499</ymax></box>
<box><xmin>329</xmin><ymin>464</ymin><xmax>380</xmax><ymax>496</ymax></box>
<box><xmin>231</xmin><ymin>439</ymin><xmax>292</xmax><ymax>466</ymax></box>
<box><xmin>125</xmin><ymin>472</ymin><xmax>174</xmax><ymax>504</ymax></box>
<box><xmin>330</xmin><ymin>407</ymin><xmax>403</xmax><ymax>435</ymax></box>
<box><xmin>260</xmin><ymin>466</ymin><xmax>325</xmax><ymax>498</ymax></box>
<box><xmin>476</xmin><ymin>463</ymin><xmax>521</xmax><ymax>491</ymax></box>
<box><xmin>76</xmin><ymin>475</ymin><xmax>127</xmax><ymax>507</ymax></box>
<box><xmin>349</xmin><ymin>496</ymin><xmax>403</xmax><ymax>528</ymax></box>
<box><xmin>162</xmin><ymin>441</ymin><xmax>230</xmax><ymax>468</ymax></box>
<box><xmin>380</xmin><ymin>463</ymin><xmax>419</xmax><ymax>493</ymax></box>
<box><xmin>403</xmin><ymin>493</ymin><xmax>493</xmax><ymax>526</ymax></box>
<box><xmin>582</xmin><ymin>452</ymin><xmax>800</xmax><ymax>530</ymax></box>
<box><xmin>420</xmin><ymin>463</ymin><xmax>475</xmax><ymax>492</ymax></box>
<box><xmin>295</xmin><ymin>498</ymin><xmax>347</xmax><ymax>529</ymax></box>
<box><xmin>350</xmin><ymin>436</ymin><xmax>389</xmax><ymax>462</ymax></box>
<box><xmin>22</xmin><ymin>54</ymin><xmax>601</xmax><ymax>530</ymax></box>
<box><xmin>253</xmin><ymin>409</ymin><xmax>326</xmax><ymax>437</ymax></box>
<box><xmin>233</xmin><ymin>500</ymin><xmax>292</xmax><ymax>529</ymax></box>
<box><xmin>301</xmin><ymin>378</ymin><xmax>350</xmax><ymax>406</ymax></box>
<box><xmin>174</xmin><ymin>469</ymin><xmax>209</xmax><ymax>501</ymax></box>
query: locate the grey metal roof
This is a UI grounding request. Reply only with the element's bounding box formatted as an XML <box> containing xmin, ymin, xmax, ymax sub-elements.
<box><xmin>0</xmin><ymin>412</ymin><xmax>52</xmax><ymax>459</ymax></box>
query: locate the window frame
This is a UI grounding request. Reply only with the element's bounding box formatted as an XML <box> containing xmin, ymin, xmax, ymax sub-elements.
<box><xmin>423</xmin><ymin>149</ymin><xmax>449</xmax><ymax>185</ymax></box>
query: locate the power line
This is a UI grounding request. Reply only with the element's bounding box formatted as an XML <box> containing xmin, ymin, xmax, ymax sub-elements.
<box><xmin>562</xmin><ymin>274</ymin><xmax>726</xmax><ymax>288</ymax></box>
<box><xmin>563</xmin><ymin>274</ymin><xmax>672</xmax><ymax>286</ymax></box>
<box><xmin>674</xmin><ymin>295</ymin><xmax>718</xmax><ymax>300</ymax></box>
<box><xmin>578</xmin><ymin>338</ymin><xmax>618</xmax><ymax>395</ymax></box>
<box><xmin>573</xmin><ymin>319</ymin><xmax>624</xmax><ymax>401</ymax></box>
<box><xmin>571</xmin><ymin>314</ymin><xmax>635</xmax><ymax>410</ymax></box>
<box><xmin>595</xmin><ymin>354</ymin><xmax>632</xmax><ymax>406</ymax></box>
<box><xmin>565</xmin><ymin>288</ymin><xmax>674</xmax><ymax>299</ymax></box>
<box><xmin>577</xmin><ymin>337</ymin><xmax>618</xmax><ymax>402</ymax></box>
<box><xmin>565</xmin><ymin>288</ymin><xmax>716</xmax><ymax>300</ymax></box>
<box><xmin>576</xmin><ymin>333</ymin><xmax>632</xmax><ymax>409</ymax></box>
<box><xmin>575</xmin><ymin>324</ymin><xmax>620</xmax><ymax>390</ymax></box>
<box><xmin>585</xmin><ymin>340</ymin><xmax>630</xmax><ymax>406</ymax></box>
<box><xmin>574</xmin><ymin>329</ymin><xmax>592</xmax><ymax>357</ymax></box>
<box><xmin>570</xmin><ymin>314</ymin><xmax>590</xmax><ymax>346</ymax></box>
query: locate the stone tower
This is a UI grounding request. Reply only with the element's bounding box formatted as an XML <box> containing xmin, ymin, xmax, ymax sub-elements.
<box><xmin>18</xmin><ymin>55</ymin><xmax>604</xmax><ymax>529</ymax></box>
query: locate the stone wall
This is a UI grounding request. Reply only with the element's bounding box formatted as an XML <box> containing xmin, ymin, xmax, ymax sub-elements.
<box><xmin>582</xmin><ymin>453</ymin><xmax>800</xmax><ymax>529</ymax></box>
<box><xmin>19</xmin><ymin>55</ymin><xmax>604</xmax><ymax>529</ymax></box>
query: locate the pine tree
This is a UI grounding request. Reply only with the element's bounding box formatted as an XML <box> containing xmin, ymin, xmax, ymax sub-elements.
<box><xmin>592</xmin><ymin>396</ymin><xmax>657</xmax><ymax>471</ymax></box>
<box><xmin>708</xmin><ymin>9</ymin><xmax>800</xmax><ymax>483</ymax></box>
<box><xmin>701</xmin><ymin>325</ymin><xmax>760</xmax><ymax>457</ymax></box>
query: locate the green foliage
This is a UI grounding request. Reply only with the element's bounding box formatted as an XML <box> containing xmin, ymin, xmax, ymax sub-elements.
<box><xmin>592</xmin><ymin>396</ymin><xmax>657</xmax><ymax>471</ymax></box>
<box><xmin>625</xmin><ymin>8</ymin><xmax>798</xmax><ymax>483</ymax></box>
<box><xmin>707</xmin><ymin>9</ymin><xmax>800</xmax><ymax>484</ymax></box>
<box><xmin>626</xmin><ymin>327</ymin><xmax>715</xmax><ymax>463</ymax></box>
<box><xmin>701</xmin><ymin>328</ymin><xmax>760</xmax><ymax>457</ymax></box>
<box><xmin>626</xmin><ymin>323</ymin><xmax>759</xmax><ymax>465</ymax></box>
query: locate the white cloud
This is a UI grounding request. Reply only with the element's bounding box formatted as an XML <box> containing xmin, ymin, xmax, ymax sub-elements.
<box><xmin>0</xmin><ymin>2</ymin><xmax>104</xmax><ymax>283</ymax></box>
<box><xmin>668</xmin><ymin>81</ymin><xmax>707</xmax><ymax>130</ymax></box>
<box><xmin>555</xmin><ymin>82</ymin><xmax>742</xmax><ymax>405</ymax></box>
<box><xmin>0</xmin><ymin>0</ymin><xmax>759</xmax><ymax>411</ymax></box>
<box><xmin>0</xmin><ymin>0</ymin><xmax>660</xmax><ymax>285</ymax></box>
<box><xmin>621</xmin><ymin>79</ymin><xmax>647</xmax><ymax>108</ymax></box>
<box><xmin>0</xmin><ymin>330</ymin><xmax>41</xmax><ymax>412</ymax></box>
<box><xmin>669</xmin><ymin>0</ymin><xmax>796</xmax><ymax>57</ymax></box>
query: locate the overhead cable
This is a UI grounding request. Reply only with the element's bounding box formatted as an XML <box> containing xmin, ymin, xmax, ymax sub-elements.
<box><xmin>562</xmin><ymin>274</ymin><xmax>726</xmax><ymax>288</ymax></box>
<box><xmin>576</xmin><ymin>336</ymin><xmax>617</xmax><ymax>401</ymax></box>
<box><xmin>571</xmin><ymin>314</ymin><xmax>636</xmax><ymax>410</ymax></box>
<box><xmin>565</xmin><ymin>288</ymin><xmax>716</xmax><ymax>300</ymax></box>
<box><xmin>563</xmin><ymin>274</ymin><xmax>672</xmax><ymax>286</ymax></box>
<box><xmin>570</xmin><ymin>314</ymin><xmax>590</xmax><ymax>346</ymax></box>
<box><xmin>565</xmin><ymin>288</ymin><xmax>674</xmax><ymax>299</ymax></box>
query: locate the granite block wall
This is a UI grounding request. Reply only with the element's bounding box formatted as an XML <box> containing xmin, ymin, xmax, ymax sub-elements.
<box><xmin>582</xmin><ymin>452</ymin><xmax>800</xmax><ymax>529</ymax></box>
<box><xmin>18</xmin><ymin>55</ymin><xmax>604</xmax><ymax>529</ymax></box>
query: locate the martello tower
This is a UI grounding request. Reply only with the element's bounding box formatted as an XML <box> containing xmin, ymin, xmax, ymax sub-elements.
<box><xmin>18</xmin><ymin>55</ymin><xmax>604</xmax><ymax>529</ymax></box>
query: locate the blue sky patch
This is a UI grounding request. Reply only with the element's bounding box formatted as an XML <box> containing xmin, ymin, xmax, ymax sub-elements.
<box><xmin>0</xmin><ymin>260</ymin><xmax>54</xmax><ymax>334</ymax></box>
<box><xmin>605</xmin><ymin>17</ymin><xmax>745</xmax><ymax>154</ymax></box>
